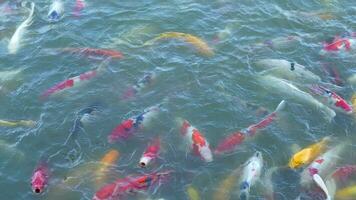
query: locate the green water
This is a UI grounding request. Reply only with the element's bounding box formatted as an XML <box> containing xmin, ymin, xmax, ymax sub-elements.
<box><xmin>0</xmin><ymin>0</ymin><xmax>355</xmax><ymax>199</ymax></box>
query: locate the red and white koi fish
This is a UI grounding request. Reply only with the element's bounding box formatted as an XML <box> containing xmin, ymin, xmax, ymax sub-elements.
<box><xmin>326</xmin><ymin>165</ymin><xmax>356</xmax><ymax>198</ymax></box>
<box><xmin>122</xmin><ymin>72</ymin><xmax>156</xmax><ymax>100</ymax></box>
<box><xmin>31</xmin><ymin>162</ymin><xmax>49</xmax><ymax>194</ymax></box>
<box><xmin>73</xmin><ymin>0</ymin><xmax>85</xmax><ymax>17</ymax></box>
<box><xmin>92</xmin><ymin>170</ymin><xmax>172</xmax><ymax>200</ymax></box>
<box><xmin>309</xmin><ymin>85</ymin><xmax>353</xmax><ymax>114</ymax></box>
<box><xmin>62</xmin><ymin>48</ymin><xmax>124</xmax><ymax>59</ymax></box>
<box><xmin>320</xmin><ymin>36</ymin><xmax>356</xmax><ymax>55</ymax></box>
<box><xmin>214</xmin><ymin>100</ymin><xmax>286</xmax><ymax>155</ymax></box>
<box><xmin>8</xmin><ymin>1</ymin><xmax>35</xmax><ymax>54</ymax></box>
<box><xmin>40</xmin><ymin>60</ymin><xmax>109</xmax><ymax>99</ymax></box>
<box><xmin>180</xmin><ymin>120</ymin><xmax>213</xmax><ymax>162</ymax></box>
<box><xmin>238</xmin><ymin>151</ymin><xmax>264</xmax><ymax>200</ymax></box>
<box><xmin>108</xmin><ymin>105</ymin><xmax>161</xmax><ymax>143</ymax></box>
<box><xmin>322</xmin><ymin>64</ymin><xmax>343</xmax><ymax>86</ymax></box>
<box><xmin>139</xmin><ymin>137</ymin><xmax>160</xmax><ymax>168</ymax></box>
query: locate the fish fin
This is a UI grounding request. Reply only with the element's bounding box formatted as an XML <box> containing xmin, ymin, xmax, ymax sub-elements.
<box><xmin>275</xmin><ymin>100</ymin><xmax>286</xmax><ymax>113</ymax></box>
<box><xmin>313</xmin><ymin>174</ymin><xmax>331</xmax><ymax>200</ymax></box>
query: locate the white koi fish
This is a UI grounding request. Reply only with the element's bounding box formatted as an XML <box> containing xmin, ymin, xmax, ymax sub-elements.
<box><xmin>48</xmin><ymin>0</ymin><xmax>63</xmax><ymax>22</ymax></box>
<box><xmin>8</xmin><ymin>2</ymin><xmax>35</xmax><ymax>54</ymax></box>
<box><xmin>238</xmin><ymin>151</ymin><xmax>263</xmax><ymax>200</ymax></box>
<box><xmin>255</xmin><ymin>59</ymin><xmax>321</xmax><ymax>84</ymax></box>
<box><xmin>258</xmin><ymin>75</ymin><xmax>336</xmax><ymax>121</ymax></box>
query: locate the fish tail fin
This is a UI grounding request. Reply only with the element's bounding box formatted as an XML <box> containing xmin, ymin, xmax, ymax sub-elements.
<box><xmin>313</xmin><ymin>174</ymin><xmax>331</xmax><ymax>200</ymax></box>
<box><xmin>22</xmin><ymin>1</ymin><xmax>35</xmax><ymax>26</ymax></box>
<box><xmin>274</xmin><ymin>100</ymin><xmax>286</xmax><ymax>113</ymax></box>
<box><xmin>142</xmin><ymin>38</ymin><xmax>158</xmax><ymax>46</ymax></box>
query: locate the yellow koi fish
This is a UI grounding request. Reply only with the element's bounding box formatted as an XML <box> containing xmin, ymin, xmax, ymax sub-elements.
<box><xmin>0</xmin><ymin>119</ymin><xmax>36</xmax><ymax>127</ymax></box>
<box><xmin>213</xmin><ymin>168</ymin><xmax>240</xmax><ymax>200</ymax></box>
<box><xmin>335</xmin><ymin>185</ymin><xmax>356</xmax><ymax>199</ymax></box>
<box><xmin>352</xmin><ymin>94</ymin><xmax>356</xmax><ymax>116</ymax></box>
<box><xmin>187</xmin><ymin>186</ymin><xmax>200</xmax><ymax>200</ymax></box>
<box><xmin>288</xmin><ymin>137</ymin><xmax>329</xmax><ymax>169</ymax></box>
<box><xmin>145</xmin><ymin>32</ymin><xmax>214</xmax><ymax>57</ymax></box>
<box><xmin>95</xmin><ymin>149</ymin><xmax>120</xmax><ymax>187</ymax></box>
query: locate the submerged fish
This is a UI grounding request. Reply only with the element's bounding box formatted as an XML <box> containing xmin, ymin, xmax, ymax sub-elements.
<box><xmin>139</xmin><ymin>137</ymin><xmax>160</xmax><ymax>168</ymax></box>
<box><xmin>214</xmin><ymin>100</ymin><xmax>285</xmax><ymax>155</ymax></box>
<box><xmin>254</xmin><ymin>35</ymin><xmax>301</xmax><ymax>50</ymax></box>
<box><xmin>257</xmin><ymin>75</ymin><xmax>336</xmax><ymax>121</ymax></box>
<box><xmin>335</xmin><ymin>185</ymin><xmax>356</xmax><ymax>200</ymax></box>
<box><xmin>108</xmin><ymin>105</ymin><xmax>161</xmax><ymax>143</ymax></box>
<box><xmin>122</xmin><ymin>72</ymin><xmax>156</xmax><ymax>100</ymax></box>
<box><xmin>309</xmin><ymin>85</ymin><xmax>353</xmax><ymax>114</ymax></box>
<box><xmin>326</xmin><ymin>165</ymin><xmax>356</xmax><ymax>198</ymax></box>
<box><xmin>187</xmin><ymin>186</ymin><xmax>200</xmax><ymax>200</ymax></box>
<box><xmin>73</xmin><ymin>0</ymin><xmax>85</xmax><ymax>17</ymax></box>
<box><xmin>8</xmin><ymin>1</ymin><xmax>35</xmax><ymax>54</ymax></box>
<box><xmin>348</xmin><ymin>74</ymin><xmax>356</xmax><ymax>86</ymax></box>
<box><xmin>288</xmin><ymin>137</ymin><xmax>330</xmax><ymax>169</ymax></box>
<box><xmin>31</xmin><ymin>161</ymin><xmax>49</xmax><ymax>194</ymax></box>
<box><xmin>0</xmin><ymin>69</ymin><xmax>22</xmax><ymax>83</ymax></box>
<box><xmin>213</xmin><ymin>166</ymin><xmax>240</xmax><ymax>200</ymax></box>
<box><xmin>40</xmin><ymin>59</ymin><xmax>110</xmax><ymax>99</ymax></box>
<box><xmin>0</xmin><ymin>119</ymin><xmax>36</xmax><ymax>127</ymax></box>
<box><xmin>48</xmin><ymin>0</ymin><xmax>64</xmax><ymax>22</ymax></box>
<box><xmin>179</xmin><ymin>119</ymin><xmax>213</xmax><ymax>162</ymax></box>
<box><xmin>255</xmin><ymin>59</ymin><xmax>321</xmax><ymax>84</ymax></box>
<box><xmin>320</xmin><ymin>36</ymin><xmax>356</xmax><ymax>55</ymax></box>
<box><xmin>92</xmin><ymin>170</ymin><xmax>172</xmax><ymax>200</ymax></box>
<box><xmin>144</xmin><ymin>32</ymin><xmax>214</xmax><ymax>56</ymax></box>
<box><xmin>61</xmin><ymin>48</ymin><xmax>124</xmax><ymax>59</ymax></box>
<box><xmin>95</xmin><ymin>149</ymin><xmax>120</xmax><ymax>187</ymax></box>
<box><xmin>238</xmin><ymin>151</ymin><xmax>264</xmax><ymax>200</ymax></box>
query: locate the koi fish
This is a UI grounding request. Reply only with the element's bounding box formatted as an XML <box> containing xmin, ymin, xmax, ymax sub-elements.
<box><xmin>187</xmin><ymin>186</ymin><xmax>200</xmax><ymax>200</ymax></box>
<box><xmin>238</xmin><ymin>151</ymin><xmax>263</xmax><ymax>200</ymax></box>
<box><xmin>214</xmin><ymin>100</ymin><xmax>286</xmax><ymax>155</ymax></box>
<box><xmin>144</xmin><ymin>32</ymin><xmax>214</xmax><ymax>57</ymax></box>
<box><xmin>40</xmin><ymin>59</ymin><xmax>109</xmax><ymax>99</ymax></box>
<box><xmin>301</xmin><ymin>143</ymin><xmax>346</xmax><ymax>188</ymax></box>
<box><xmin>213</xmin><ymin>166</ymin><xmax>241</xmax><ymax>200</ymax></box>
<box><xmin>139</xmin><ymin>137</ymin><xmax>160</xmax><ymax>168</ymax></box>
<box><xmin>0</xmin><ymin>119</ymin><xmax>36</xmax><ymax>127</ymax></box>
<box><xmin>92</xmin><ymin>170</ymin><xmax>172</xmax><ymax>200</ymax></box>
<box><xmin>309</xmin><ymin>85</ymin><xmax>353</xmax><ymax>114</ymax></box>
<box><xmin>255</xmin><ymin>59</ymin><xmax>321</xmax><ymax>84</ymax></box>
<box><xmin>322</xmin><ymin>64</ymin><xmax>343</xmax><ymax>86</ymax></box>
<box><xmin>255</xmin><ymin>35</ymin><xmax>301</xmax><ymax>50</ymax></box>
<box><xmin>326</xmin><ymin>165</ymin><xmax>356</xmax><ymax>198</ymax></box>
<box><xmin>122</xmin><ymin>72</ymin><xmax>156</xmax><ymax>100</ymax></box>
<box><xmin>288</xmin><ymin>137</ymin><xmax>330</xmax><ymax>169</ymax></box>
<box><xmin>8</xmin><ymin>1</ymin><xmax>35</xmax><ymax>54</ymax></box>
<box><xmin>31</xmin><ymin>162</ymin><xmax>49</xmax><ymax>194</ymax></box>
<box><xmin>179</xmin><ymin>120</ymin><xmax>213</xmax><ymax>162</ymax></box>
<box><xmin>258</xmin><ymin>75</ymin><xmax>336</xmax><ymax>121</ymax></box>
<box><xmin>95</xmin><ymin>149</ymin><xmax>120</xmax><ymax>187</ymax></box>
<box><xmin>348</xmin><ymin>74</ymin><xmax>356</xmax><ymax>86</ymax></box>
<box><xmin>108</xmin><ymin>105</ymin><xmax>161</xmax><ymax>143</ymax></box>
<box><xmin>335</xmin><ymin>185</ymin><xmax>356</xmax><ymax>200</ymax></box>
<box><xmin>0</xmin><ymin>69</ymin><xmax>22</xmax><ymax>83</ymax></box>
<box><xmin>352</xmin><ymin>95</ymin><xmax>356</xmax><ymax>116</ymax></box>
<box><xmin>48</xmin><ymin>0</ymin><xmax>63</xmax><ymax>22</ymax></box>
<box><xmin>61</xmin><ymin>48</ymin><xmax>124</xmax><ymax>59</ymax></box>
<box><xmin>73</xmin><ymin>0</ymin><xmax>85</xmax><ymax>17</ymax></box>
<box><xmin>320</xmin><ymin>36</ymin><xmax>356</xmax><ymax>55</ymax></box>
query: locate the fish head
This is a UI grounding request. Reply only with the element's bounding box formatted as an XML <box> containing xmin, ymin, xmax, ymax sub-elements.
<box><xmin>31</xmin><ymin>171</ymin><xmax>46</xmax><ymax>194</ymax></box>
<box><xmin>239</xmin><ymin>181</ymin><xmax>250</xmax><ymax>200</ymax></box>
<box><xmin>253</xmin><ymin>151</ymin><xmax>263</xmax><ymax>162</ymax></box>
<box><xmin>289</xmin><ymin>149</ymin><xmax>311</xmax><ymax>169</ymax></box>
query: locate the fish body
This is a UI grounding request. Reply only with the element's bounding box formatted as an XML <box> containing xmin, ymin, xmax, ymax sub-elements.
<box><xmin>0</xmin><ymin>119</ymin><xmax>36</xmax><ymax>127</ymax></box>
<box><xmin>258</xmin><ymin>75</ymin><xmax>336</xmax><ymax>121</ymax></box>
<box><xmin>0</xmin><ymin>69</ymin><xmax>22</xmax><ymax>83</ymax></box>
<box><xmin>256</xmin><ymin>35</ymin><xmax>301</xmax><ymax>50</ymax></box>
<box><xmin>73</xmin><ymin>0</ymin><xmax>85</xmax><ymax>17</ymax></box>
<box><xmin>92</xmin><ymin>171</ymin><xmax>172</xmax><ymax>200</ymax></box>
<box><xmin>238</xmin><ymin>151</ymin><xmax>263</xmax><ymax>200</ymax></box>
<box><xmin>335</xmin><ymin>185</ymin><xmax>356</xmax><ymax>199</ymax></box>
<box><xmin>187</xmin><ymin>186</ymin><xmax>200</xmax><ymax>200</ymax></box>
<box><xmin>8</xmin><ymin>2</ymin><xmax>35</xmax><ymax>54</ymax></box>
<box><xmin>108</xmin><ymin>105</ymin><xmax>160</xmax><ymax>143</ymax></box>
<box><xmin>95</xmin><ymin>150</ymin><xmax>120</xmax><ymax>187</ymax></box>
<box><xmin>213</xmin><ymin>168</ymin><xmax>240</xmax><ymax>200</ymax></box>
<box><xmin>31</xmin><ymin>162</ymin><xmax>49</xmax><ymax>194</ymax></box>
<box><xmin>301</xmin><ymin>143</ymin><xmax>345</xmax><ymax>187</ymax></box>
<box><xmin>145</xmin><ymin>32</ymin><xmax>214</xmax><ymax>56</ymax></box>
<box><xmin>322</xmin><ymin>37</ymin><xmax>355</xmax><ymax>52</ymax></box>
<box><xmin>62</xmin><ymin>48</ymin><xmax>124</xmax><ymax>59</ymax></box>
<box><xmin>48</xmin><ymin>0</ymin><xmax>63</xmax><ymax>22</ymax></box>
<box><xmin>288</xmin><ymin>137</ymin><xmax>330</xmax><ymax>169</ymax></box>
<box><xmin>214</xmin><ymin>100</ymin><xmax>285</xmax><ymax>155</ymax></box>
<box><xmin>309</xmin><ymin>85</ymin><xmax>353</xmax><ymax>114</ymax></box>
<box><xmin>122</xmin><ymin>72</ymin><xmax>156</xmax><ymax>100</ymax></box>
<box><xmin>255</xmin><ymin>59</ymin><xmax>321</xmax><ymax>84</ymax></box>
<box><xmin>180</xmin><ymin>120</ymin><xmax>213</xmax><ymax>162</ymax></box>
<box><xmin>325</xmin><ymin>165</ymin><xmax>356</xmax><ymax>198</ymax></box>
<box><xmin>139</xmin><ymin>137</ymin><xmax>160</xmax><ymax>167</ymax></box>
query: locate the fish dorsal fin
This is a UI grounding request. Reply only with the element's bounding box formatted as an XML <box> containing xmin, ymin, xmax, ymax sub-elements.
<box><xmin>313</xmin><ymin>174</ymin><xmax>331</xmax><ymax>200</ymax></box>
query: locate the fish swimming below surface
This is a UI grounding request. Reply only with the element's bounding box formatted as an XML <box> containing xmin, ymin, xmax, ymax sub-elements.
<box><xmin>8</xmin><ymin>1</ymin><xmax>35</xmax><ymax>54</ymax></box>
<box><xmin>122</xmin><ymin>72</ymin><xmax>156</xmax><ymax>100</ymax></box>
<box><xmin>61</xmin><ymin>47</ymin><xmax>124</xmax><ymax>59</ymax></box>
<box><xmin>186</xmin><ymin>185</ymin><xmax>200</xmax><ymax>200</ymax></box>
<box><xmin>48</xmin><ymin>0</ymin><xmax>64</xmax><ymax>22</ymax></box>
<box><xmin>144</xmin><ymin>32</ymin><xmax>214</xmax><ymax>57</ymax></box>
<box><xmin>335</xmin><ymin>185</ymin><xmax>356</xmax><ymax>200</ymax></box>
<box><xmin>212</xmin><ymin>166</ymin><xmax>241</xmax><ymax>200</ymax></box>
<box><xmin>95</xmin><ymin>149</ymin><xmax>120</xmax><ymax>188</ymax></box>
<box><xmin>0</xmin><ymin>119</ymin><xmax>36</xmax><ymax>127</ymax></box>
<box><xmin>73</xmin><ymin>0</ymin><xmax>85</xmax><ymax>17</ymax></box>
<box><xmin>31</xmin><ymin>161</ymin><xmax>49</xmax><ymax>194</ymax></box>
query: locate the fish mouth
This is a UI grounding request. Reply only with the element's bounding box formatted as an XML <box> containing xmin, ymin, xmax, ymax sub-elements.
<box><xmin>33</xmin><ymin>187</ymin><xmax>42</xmax><ymax>194</ymax></box>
